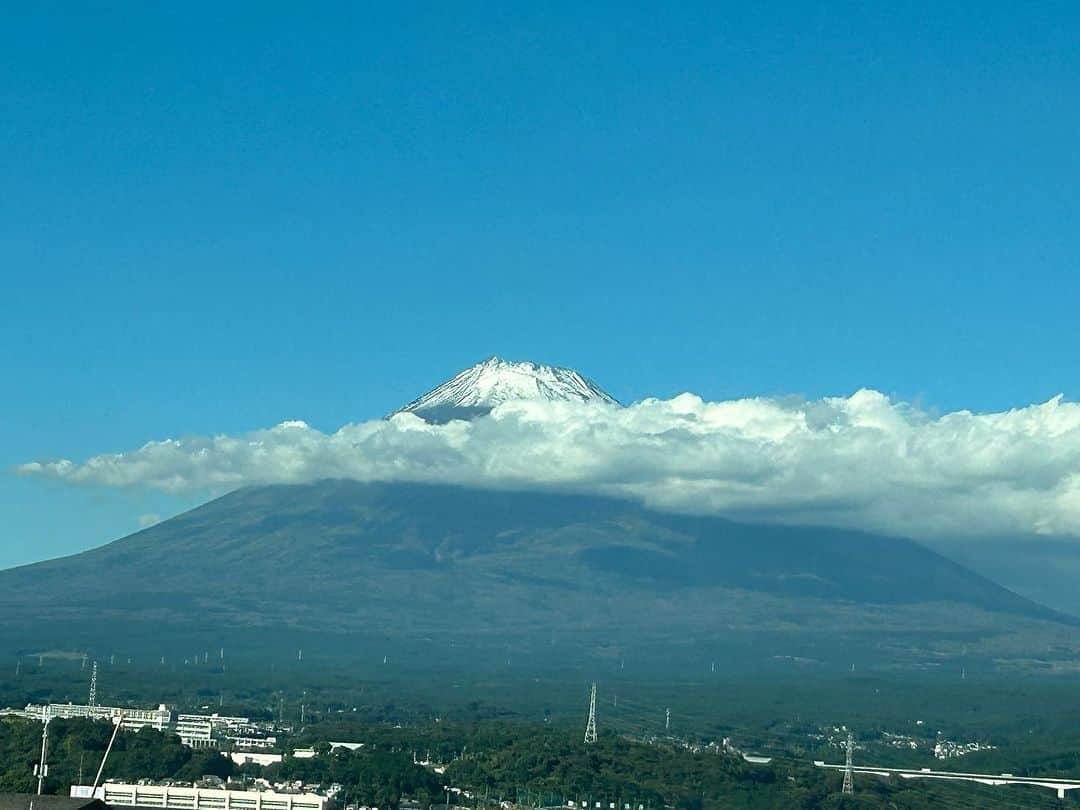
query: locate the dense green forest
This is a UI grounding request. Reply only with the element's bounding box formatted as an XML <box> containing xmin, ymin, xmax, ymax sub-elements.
<box><xmin>0</xmin><ymin>717</ymin><xmax>230</xmax><ymax>794</ymax></box>
<box><xmin>3</xmin><ymin>658</ymin><xmax>1080</xmax><ymax>807</ymax></box>
<box><xmin>1</xmin><ymin>714</ymin><xmax>1075</xmax><ymax>809</ymax></box>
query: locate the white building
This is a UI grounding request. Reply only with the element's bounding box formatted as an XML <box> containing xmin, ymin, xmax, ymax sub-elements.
<box><xmin>177</xmin><ymin>713</ymin><xmax>259</xmax><ymax>747</ymax></box>
<box><xmin>179</xmin><ymin>713</ymin><xmax>251</xmax><ymax>727</ymax></box>
<box><xmin>30</xmin><ymin>703</ymin><xmax>173</xmax><ymax>731</ymax></box>
<box><xmin>227</xmin><ymin>751</ymin><xmax>284</xmax><ymax>767</ymax></box>
<box><xmin>72</xmin><ymin>784</ymin><xmax>325</xmax><ymax>810</ymax></box>
<box><xmin>328</xmin><ymin>742</ymin><xmax>364</xmax><ymax>752</ymax></box>
<box><xmin>175</xmin><ymin>717</ymin><xmax>217</xmax><ymax>749</ymax></box>
<box><xmin>228</xmin><ymin>736</ymin><xmax>278</xmax><ymax>749</ymax></box>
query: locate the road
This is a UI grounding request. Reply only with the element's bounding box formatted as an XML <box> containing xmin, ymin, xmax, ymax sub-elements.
<box><xmin>815</xmin><ymin>760</ymin><xmax>1080</xmax><ymax>800</ymax></box>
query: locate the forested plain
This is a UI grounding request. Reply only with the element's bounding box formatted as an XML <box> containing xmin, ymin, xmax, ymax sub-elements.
<box><xmin>3</xmin><ymin>659</ymin><xmax>1080</xmax><ymax>808</ymax></box>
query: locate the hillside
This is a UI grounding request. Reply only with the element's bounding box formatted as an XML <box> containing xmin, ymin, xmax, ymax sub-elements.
<box><xmin>0</xmin><ymin>481</ymin><xmax>1073</xmax><ymax>675</ymax></box>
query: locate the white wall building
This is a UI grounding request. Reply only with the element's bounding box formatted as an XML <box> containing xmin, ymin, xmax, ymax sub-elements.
<box><xmin>175</xmin><ymin>717</ymin><xmax>217</xmax><ymax>749</ymax></box>
<box><xmin>30</xmin><ymin>703</ymin><xmax>173</xmax><ymax>731</ymax></box>
<box><xmin>227</xmin><ymin>751</ymin><xmax>284</xmax><ymax>767</ymax></box>
<box><xmin>328</xmin><ymin>742</ymin><xmax>364</xmax><ymax>752</ymax></box>
<box><xmin>72</xmin><ymin>784</ymin><xmax>325</xmax><ymax>810</ymax></box>
<box><xmin>179</xmin><ymin>713</ymin><xmax>251</xmax><ymax>727</ymax></box>
<box><xmin>228</xmin><ymin>736</ymin><xmax>278</xmax><ymax>750</ymax></box>
<box><xmin>177</xmin><ymin>713</ymin><xmax>258</xmax><ymax>747</ymax></box>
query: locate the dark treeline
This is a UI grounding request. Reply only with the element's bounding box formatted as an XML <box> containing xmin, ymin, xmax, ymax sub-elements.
<box><xmin>3</xmin><ymin>658</ymin><xmax>1080</xmax><ymax>807</ymax></box>
<box><xmin>0</xmin><ymin>717</ymin><xmax>230</xmax><ymax>794</ymax></box>
<box><xmin>1</xmin><ymin>716</ymin><xmax>1067</xmax><ymax>809</ymax></box>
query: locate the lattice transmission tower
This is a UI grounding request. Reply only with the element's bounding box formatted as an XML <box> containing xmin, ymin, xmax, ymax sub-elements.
<box><xmin>842</xmin><ymin>730</ymin><xmax>854</xmax><ymax>794</ymax></box>
<box><xmin>88</xmin><ymin>661</ymin><xmax>98</xmax><ymax>707</ymax></box>
<box><xmin>584</xmin><ymin>683</ymin><xmax>598</xmax><ymax>745</ymax></box>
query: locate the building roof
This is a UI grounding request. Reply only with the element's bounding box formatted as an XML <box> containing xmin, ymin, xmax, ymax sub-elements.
<box><xmin>0</xmin><ymin>796</ymin><xmax>108</xmax><ymax>810</ymax></box>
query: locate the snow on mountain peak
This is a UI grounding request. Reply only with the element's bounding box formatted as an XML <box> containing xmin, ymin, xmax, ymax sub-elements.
<box><xmin>395</xmin><ymin>356</ymin><xmax>619</xmax><ymax>422</ymax></box>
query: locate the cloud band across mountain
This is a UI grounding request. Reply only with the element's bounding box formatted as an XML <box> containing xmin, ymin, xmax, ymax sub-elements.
<box><xmin>18</xmin><ymin>390</ymin><xmax>1080</xmax><ymax>540</ymax></box>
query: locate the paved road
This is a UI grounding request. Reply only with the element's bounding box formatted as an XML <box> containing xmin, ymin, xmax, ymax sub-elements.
<box><xmin>815</xmin><ymin>760</ymin><xmax>1080</xmax><ymax>799</ymax></box>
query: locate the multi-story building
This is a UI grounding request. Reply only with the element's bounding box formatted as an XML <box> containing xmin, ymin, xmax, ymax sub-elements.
<box><xmin>72</xmin><ymin>784</ymin><xmax>325</xmax><ymax>810</ymax></box>
<box><xmin>28</xmin><ymin>703</ymin><xmax>174</xmax><ymax>731</ymax></box>
<box><xmin>178</xmin><ymin>713</ymin><xmax>252</xmax><ymax>729</ymax></box>
<box><xmin>21</xmin><ymin>703</ymin><xmax>283</xmax><ymax>752</ymax></box>
<box><xmin>228</xmin><ymin>736</ymin><xmax>278</xmax><ymax>750</ymax></box>
<box><xmin>174</xmin><ymin>717</ymin><xmax>216</xmax><ymax>749</ymax></box>
<box><xmin>176</xmin><ymin>713</ymin><xmax>258</xmax><ymax>749</ymax></box>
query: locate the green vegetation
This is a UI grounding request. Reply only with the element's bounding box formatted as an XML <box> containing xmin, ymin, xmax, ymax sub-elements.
<box><xmin>4</xmin><ymin>657</ymin><xmax>1080</xmax><ymax>807</ymax></box>
<box><xmin>265</xmin><ymin>749</ymin><xmax>442</xmax><ymax>808</ymax></box>
<box><xmin>2</xmin><ymin>714</ymin><xmax>1073</xmax><ymax>809</ymax></box>
<box><xmin>0</xmin><ymin>717</ymin><xmax>231</xmax><ymax>794</ymax></box>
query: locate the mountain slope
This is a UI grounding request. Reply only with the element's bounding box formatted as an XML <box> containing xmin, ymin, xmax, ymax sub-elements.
<box><xmin>0</xmin><ymin>481</ymin><xmax>1072</xmax><ymax>674</ymax></box>
<box><xmin>394</xmin><ymin>357</ymin><xmax>618</xmax><ymax>422</ymax></box>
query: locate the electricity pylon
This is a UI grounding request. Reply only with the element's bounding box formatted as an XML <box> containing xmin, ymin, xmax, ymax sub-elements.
<box><xmin>88</xmin><ymin>662</ymin><xmax>98</xmax><ymax>707</ymax></box>
<box><xmin>842</xmin><ymin>731</ymin><xmax>854</xmax><ymax>794</ymax></box>
<box><xmin>584</xmin><ymin>683</ymin><xmax>598</xmax><ymax>744</ymax></box>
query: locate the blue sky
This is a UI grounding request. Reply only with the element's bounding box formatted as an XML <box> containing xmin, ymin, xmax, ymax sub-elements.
<box><xmin>4</xmin><ymin>2</ymin><xmax>1080</xmax><ymax>568</ymax></box>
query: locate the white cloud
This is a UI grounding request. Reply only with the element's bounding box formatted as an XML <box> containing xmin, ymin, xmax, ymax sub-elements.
<box><xmin>18</xmin><ymin>390</ymin><xmax>1080</xmax><ymax>540</ymax></box>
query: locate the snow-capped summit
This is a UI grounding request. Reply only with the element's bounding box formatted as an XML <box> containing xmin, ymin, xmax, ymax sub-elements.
<box><xmin>394</xmin><ymin>356</ymin><xmax>619</xmax><ymax>423</ymax></box>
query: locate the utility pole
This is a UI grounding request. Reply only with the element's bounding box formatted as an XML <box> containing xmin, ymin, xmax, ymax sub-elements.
<box><xmin>842</xmin><ymin>731</ymin><xmax>854</xmax><ymax>795</ymax></box>
<box><xmin>92</xmin><ymin>714</ymin><xmax>124</xmax><ymax>793</ymax></box>
<box><xmin>584</xmin><ymin>683</ymin><xmax>598</xmax><ymax>745</ymax></box>
<box><xmin>35</xmin><ymin>708</ymin><xmax>50</xmax><ymax>795</ymax></box>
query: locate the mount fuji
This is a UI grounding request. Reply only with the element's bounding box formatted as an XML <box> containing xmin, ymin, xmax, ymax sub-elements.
<box><xmin>394</xmin><ymin>356</ymin><xmax>619</xmax><ymax>423</ymax></box>
<box><xmin>1</xmin><ymin>358</ymin><xmax>1076</xmax><ymax>675</ymax></box>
